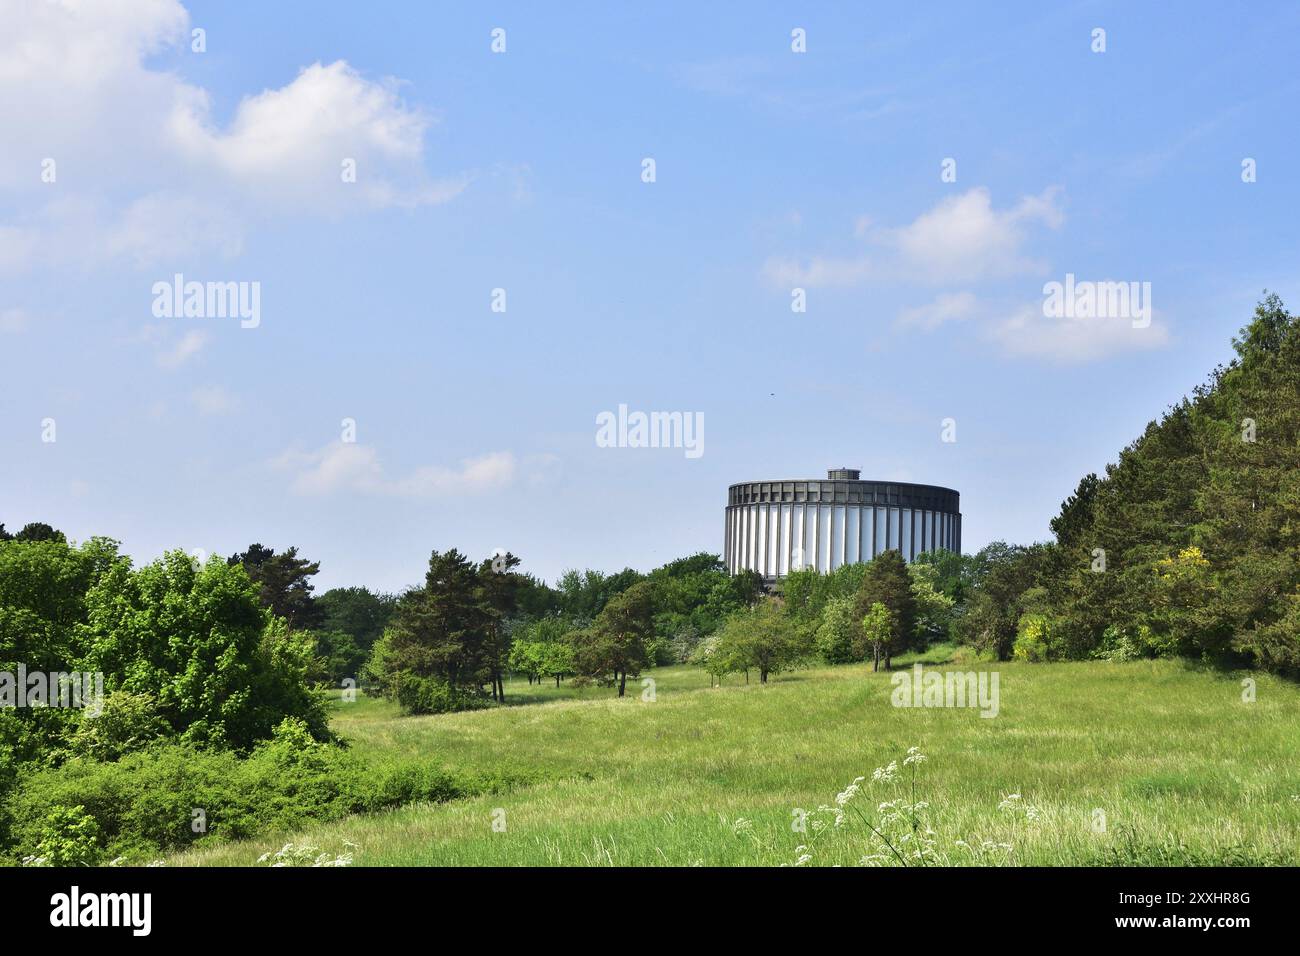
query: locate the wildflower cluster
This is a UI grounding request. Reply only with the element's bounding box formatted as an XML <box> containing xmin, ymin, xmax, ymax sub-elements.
<box><xmin>997</xmin><ymin>793</ymin><xmax>1042</xmax><ymax>823</ymax></box>
<box><xmin>784</xmin><ymin>746</ymin><xmax>1020</xmax><ymax>867</ymax></box>
<box><xmin>257</xmin><ymin>841</ymin><xmax>358</xmax><ymax>867</ymax></box>
<box><xmin>786</xmin><ymin>745</ymin><xmax>941</xmax><ymax>866</ymax></box>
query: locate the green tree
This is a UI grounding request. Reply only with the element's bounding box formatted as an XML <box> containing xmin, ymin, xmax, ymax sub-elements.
<box><xmin>14</xmin><ymin>523</ymin><xmax>65</xmax><ymax>544</ymax></box>
<box><xmin>477</xmin><ymin>551</ymin><xmax>524</xmax><ymax>701</ymax></box>
<box><xmin>1051</xmin><ymin>474</ymin><xmax>1101</xmax><ymax>551</ymax></box>
<box><xmin>311</xmin><ymin>629</ymin><xmax>366</xmax><ymax>687</ymax></box>
<box><xmin>908</xmin><ymin>561</ymin><xmax>957</xmax><ymax>645</ymax></box>
<box><xmin>0</xmin><ymin>536</ymin><xmax>126</xmax><ymax>765</ymax></box>
<box><xmin>858</xmin><ymin>602</ymin><xmax>894</xmax><ymax>671</ymax></box>
<box><xmin>508</xmin><ymin>617</ymin><xmax>577</xmax><ymax>686</ymax></box>
<box><xmin>378</xmin><ymin>549</ymin><xmax>487</xmax><ymax>703</ymax></box>
<box><xmin>814</xmin><ymin>595</ymin><xmax>861</xmax><ymax>664</ymax></box>
<box><xmin>570</xmin><ymin>581</ymin><xmax>654</xmax><ymax>696</ymax></box>
<box><xmin>82</xmin><ymin>551</ymin><xmax>327</xmax><ymax>748</ymax></box>
<box><xmin>541</xmin><ymin>641</ymin><xmax>575</xmax><ymax>688</ymax></box>
<box><xmin>1017</xmin><ymin>294</ymin><xmax>1300</xmax><ymax>672</ymax></box>
<box><xmin>316</xmin><ymin>587</ymin><xmax>397</xmax><ymax>652</ymax></box>
<box><xmin>957</xmin><ymin>544</ymin><xmax>1044</xmax><ymax>661</ymax></box>
<box><xmin>508</xmin><ymin>640</ymin><xmax>548</xmax><ymax>684</ymax></box>
<box><xmin>713</xmin><ymin>598</ymin><xmax>808</xmax><ymax>684</ymax></box>
<box><xmin>911</xmin><ymin>547</ymin><xmax>976</xmax><ymax>605</ymax></box>
<box><xmin>689</xmin><ymin>634</ymin><xmax>730</xmax><ymax>687</ymax></box>
<box><xmin>228</xmin><ymin>544</ymin><xmax>324</xmax><ymax>631</ymax></box>
<box><xmin>1232</xmin><ymin>290</ymin><xmax>1291</xmax><ymax>362</ymax></box>
<box><xmin>31</xmin><ymin>805</ymin><xmax>101</xmax><ymax>866</ymax></box>
<box><xmin>855</xmin><ymin>550</ymin><xmax>916</xmax><ymax>670</ymax></box>
<box><xmin>555</xmin><ymin>567</ymin><xmax>644</xmax><ymax>620</ymax></box>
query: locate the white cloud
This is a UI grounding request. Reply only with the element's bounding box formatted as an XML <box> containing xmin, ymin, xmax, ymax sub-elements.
<box><xmin>169</xmin><ymin>60</ymin><xmax>468</xmax><ymax>212</ymax></box>
<box><xmin>897</xmin><ymin>291</ymin><xmax>978</xmax><ymax>331</ymax></box>
<box><xmin>889</xmin><ymin>186</ymin><xmax>1063</xmax><ymax>281</ymax></box>
<box><xmin>764</xmin><ymin>187</ymin><xmax>1063</xmax><ymax>288</ymax></box>
<box><xmin>0</xmin><ymin>0</ymin><xmax>191</xmax><ymax>189</ymax></box>
<box><xmin>275</xmin><ymin>444</ymin><xmax>516</xmax><ymax>498</ymax></box>
<box><xmin>763</xmin><ymin>254</ymin><xmax>876</xmax><ymax>288</ymax></box>
<box><xmin>988</xmin><ymin>303</ymin><xmax>1171</xmax><ymax>362</ymax></box>
<box><xmin>0</xmin><ymin>0</ymin><xmax>465</xmax><ymax>274</ymax></box>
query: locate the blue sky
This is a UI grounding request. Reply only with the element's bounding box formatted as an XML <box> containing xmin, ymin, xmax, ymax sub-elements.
<box><xmin>2</xmin><ymin>1</ymin><xmax>1298</xmax><ymax>592</ymax></box>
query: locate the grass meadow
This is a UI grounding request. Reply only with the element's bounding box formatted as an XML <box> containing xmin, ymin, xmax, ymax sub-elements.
<box><xmin>170</xmin><ymin>658</ymin><xmax>1300</xmax><ymax>866</ymax></box>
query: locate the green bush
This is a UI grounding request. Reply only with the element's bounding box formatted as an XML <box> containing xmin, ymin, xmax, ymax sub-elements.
<box><xmin>4</xmin><ymin>718</ymin><xmax>521</xmax><ymax>864</ymax></box>
<box><xmin>1012</xmin><ymin>614</ymin><xmax>1054</xmax><ymax>662</ymax></box>
<box><xmin>81</xmin><ymin>553</ymin><xmax>330</xmax><ymax>751</ymax></box>
<box><xmin>392</xmin><ymin>674</ymin><xmax>490</xmax><ymax>715</ymax></box>
<box><xmin>26</xmin><ymin>805</ymin><xmax>101</xmax><ymax>866</ymax></box>
<box><xmin>65</xmin><ymin>691</ymin><xmax>168</xmax><ymax>761</ymax></box>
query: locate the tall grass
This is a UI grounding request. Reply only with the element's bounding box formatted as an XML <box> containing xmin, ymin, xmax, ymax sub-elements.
<box><xmin>171</xmin><ymin>660</ymin><xmax>1300</xmax><ymax>866</ymax></box>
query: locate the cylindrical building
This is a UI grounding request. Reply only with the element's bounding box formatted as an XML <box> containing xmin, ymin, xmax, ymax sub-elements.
<box><xmin>724</xmin><ymin>468</ymin><xmax>961</xmax><ymax>582</ymax></box>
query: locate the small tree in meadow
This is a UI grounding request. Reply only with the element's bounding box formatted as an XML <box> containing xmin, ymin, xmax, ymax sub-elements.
<box><xmin>541</xmin><ymin>641</ymin><xmax>575</xmax><ymax>688</ymax></box>
<box><xmin>855</xmin><ymin>550</ymin><xmax>917</xmax><ymax>670</ymax></box>
<box><xmin>508</xmin><ymin>640</ymin><xmax>547</xmax><ymax>684</ymax></box>
<box><xmin>714</xmin><ymin>598</ymin><xmax>808</xmax><ymax>684</ymax></box>
<box><xmin>858</xmin><ymin>602</ymin><xmax>895</xmax><ymax>672</ymax></box>
<box><xmin>570</xmin><ymin>582</ymin><xmax>654</xmax><ymax>696</ymax></box>
<box><xmin>815</xmin><ymin>595</ymin><xmax>862</xmax><ymax>664</ymax></box>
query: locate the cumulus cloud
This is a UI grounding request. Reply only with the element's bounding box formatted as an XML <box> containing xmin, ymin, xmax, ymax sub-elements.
<box><xmin>275</xmin><ymin>445</ymin><xmax>516</xmax><ymax>498</ymax></box>
<box><xmin>0</xmin><ymin>0</ymin><xmax>188</xmax><ymax>186</ymax></box>
<box><xmin>764</xmin><ymin>187</ymin><xmax>1064</xmax><ymax>288</ymax></box>
<box><xmin>0</xmin><ymin>0</ymin><xmax>465</xmax><ymax>272</ymax></box>
<box><xmin>889</xmin><ymin>187</ymin><xmax>1063</xmax><ymax>281</ymax></box>
<box><xmin>988</xmin><ymin>303</ymin><xmax>1171</xmax><ymax>362</ymax></box>
<box><xmin>169</xmin><ymin>60</ymin><xmax>469</xmax><ymax>212</ymax></box>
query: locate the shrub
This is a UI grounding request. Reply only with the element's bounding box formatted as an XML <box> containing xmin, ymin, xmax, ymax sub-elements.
<box><xmin>25</xmin><ymin>805</ymin><xmax>101</xmax><ymax>866</ymax></box>
<box><xmin>1012</xmin><ymin>614</ymin><xmax>1053</xmax><ymax>662</ymax></box>
<box><xmin>4</xmin><ymin>718</ymin><xmax>521</xmax><ymax>863</ymax></box>
<box><xmin>664</xmin><ymin>625</ymin><xmax>703</xmax><ymax>665</ymax></box>
<box><xmin>392</xmin><ymin>674</ymin><xmax>490</xmax><ymax>715</ymax></box>
<box><xmin>1091</xmin><ymin>625</ymin><xmax>1142</xmax><ymax>663</ymax></box>
<box><xmin>66</xmin><ymin>691</ymin><xmax>168</xmax><ymax>761</ymax></box>
<box><xmin>950</xmin><ymin>644</ymin><xmax>996</xmax><ymax>666</ymax></box>
<box><xmin>1091</xmin><ymin>623</ymin><xmax>1172</xmax><ymax>662</ymax></box>
<box><xmin>81</xmin><ymin>553</ymin><xmax>330</xmax><ymax>750</ymax></box>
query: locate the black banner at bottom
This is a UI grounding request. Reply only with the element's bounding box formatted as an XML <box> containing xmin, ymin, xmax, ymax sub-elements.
<box><xmin>0</xmin><ymin>865</ymin><xmax>1282</xmax><ymax>941</ymax></box>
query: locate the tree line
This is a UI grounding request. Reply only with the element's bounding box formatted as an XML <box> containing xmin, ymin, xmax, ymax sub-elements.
<box><xmin>950</xmin><ymin>294</ymin><xmax>1300</xmax><ymax>676</ymax></box>
<box><xmin>366</xmin><ymin>550</ymin><xmax>765</xmax><ymax>710</ymax></box>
